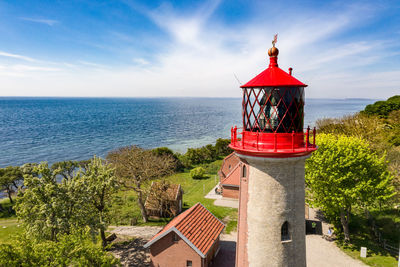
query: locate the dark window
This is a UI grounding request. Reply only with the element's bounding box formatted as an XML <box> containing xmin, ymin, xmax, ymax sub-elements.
<box><xmin>281</xmin><ymin>221</ymin><xmax>290</xmax><ymax>241</ymax></box>
<box><xmin>187</xmin><ymin>260</ymin><xmax>192</xmax><ymax>267</ymax></box>
<box><xmin>228</xmin><ymin>164</ymin><xmax>231</xmax><ymax>169</ymax></box>
<box><xmin>172</xmin><ymin>233</ymin><xmax>178</xmax><ymax>242</ymax></box>
<box><xmin>242</xmin><ymin>165</ymin><xmax>247</xmax><ymax>178</ymax></box>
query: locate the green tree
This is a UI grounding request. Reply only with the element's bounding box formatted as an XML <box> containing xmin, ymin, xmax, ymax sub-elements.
<box><xmin>78</xmin><ymin>156</ymin><xmax>117</xmax><ymax>247</ymax></box>
<box><xmin>0</xmin><ymin>166</ymin><xmax>23</xmax><ymax>204</ymax></box>
<box><xmin>106</xmin><ymin>146</ymin><xmax>175</xmax><ymax>223</ymax></box>
<box><xmin>51</xmin><ymin>160</ymin><xmax>90</xmax><ymax>180</ymax></box>
<box><xmin>215</xmin><ymin>138</ymin><xmax>233</xmax><ymax>157</ymax></box>
<box><xmin>0</xmin><ymin>228</ymin><xmax>119</xmax><ymax>266</ymax></box>
<box><xmin>362</xmin><ymin>95</ymin><xmax>400</xmax><ymax>118</ymax></box>
<box><xmin>15</xmin><ymin>162</ymin><xmax>95</xmax><ymax>241</ymax></box>
<box><xmin>152</xmin><ymin>147</ymin><xmax>183</xmax><ymax>171</ymax></box>
<box><xmin>305</xmin><ymin>134</ymin><xmax>395</xmax><ymax>241</ymax></box>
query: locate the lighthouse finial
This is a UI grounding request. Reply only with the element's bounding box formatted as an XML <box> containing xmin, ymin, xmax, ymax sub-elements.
<box><xmin>272</xmin><ymin>34</ymin><xmax>278</xmax><ymax>47</ymax></box>
<box><xmin>268</xmin><ymin>34</ymin><xmax>279</xmax><ymax>58</ymax></box>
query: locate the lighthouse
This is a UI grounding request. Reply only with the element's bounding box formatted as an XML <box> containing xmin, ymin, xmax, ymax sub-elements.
<box><xmin>230</xmin><ymin>36</ymin><xmax>317</xmax><ymax>267</ymax></box>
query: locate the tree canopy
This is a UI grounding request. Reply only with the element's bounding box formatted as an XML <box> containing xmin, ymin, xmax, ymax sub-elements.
<box><xmin>106</xmin><ymin>145</ymin><xmax>176</xmax><ymax>222</ymax></box>
<box><xmin>78</xmin><ymin>156</ymin><xmax>117</xmax><ymax>247</ymax></box>
<box><xmin>0</xmin><ymin>228</ymin><xmax>119</xmax><ymax>266</ymax></box>
<box><xmin>0</xmin><ymin>166</ymin><xmax>23</xmax><ymax>204</ymax></box>
<box><xmin>305</xmin><ymin>134</ymin><xmax>395</xmax><ymax>241</ymax></box>
<box><xmin>15</xmin><ymin>157</ymin><xmax>116</xmax><ymax>244</ymax></box>
<box><xmin>362</xmin><ymin>95</ymin><xmax>400</xmax><ymax>118</ymax></box>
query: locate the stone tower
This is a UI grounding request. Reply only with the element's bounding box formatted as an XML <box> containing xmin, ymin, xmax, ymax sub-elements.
<box><xmin>229</xmin><ymin>36</ymin><xmax>317</xmax><ymax>267</ymax></box>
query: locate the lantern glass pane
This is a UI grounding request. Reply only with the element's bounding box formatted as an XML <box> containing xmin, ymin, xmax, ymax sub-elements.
<box><xmin>243</xmin><ymin>87</ymin><xmax>304</xmax><ymax>133</ymax></box>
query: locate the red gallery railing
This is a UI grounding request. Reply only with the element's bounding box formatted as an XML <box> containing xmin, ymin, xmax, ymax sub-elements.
<box><xmin>230</xmin><ymin>126</ymin><xmax>317</xmax><ymax>158</ymax></box>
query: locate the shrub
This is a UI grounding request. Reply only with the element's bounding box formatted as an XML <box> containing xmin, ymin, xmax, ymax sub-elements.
<box><xmin>190</xmin><ymin>167</ymin><xmax>206</xmax><ymax>179</ymax></box>
<box><xmin>0</xmin><ymin>228</ymin><xmax>119</xmax><ymax>266</ymax></box>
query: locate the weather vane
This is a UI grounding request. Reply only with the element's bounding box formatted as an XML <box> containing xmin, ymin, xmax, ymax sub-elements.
<box><xmin>272</xmin><ymin>34</ymin><xmax>278</xmax><ymax>47</ymax></box>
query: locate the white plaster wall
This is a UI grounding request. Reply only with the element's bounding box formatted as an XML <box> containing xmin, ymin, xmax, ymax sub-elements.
<box><xmin>238</xmin><ymin>155</ymin><xmax>309</xmax><ymax>267</ymax></box>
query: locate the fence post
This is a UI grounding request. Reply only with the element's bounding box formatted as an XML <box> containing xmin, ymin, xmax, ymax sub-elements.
<box><xmin>398</xmin><ymin>241</ymin><xmax>400</xmax><ymax>267</ymax></box>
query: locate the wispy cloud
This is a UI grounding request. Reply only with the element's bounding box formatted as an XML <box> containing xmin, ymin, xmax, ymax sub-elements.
<box><xmin>20</xmin><ymin>17</ymin><xmax>59</xmax><ymax>26</ymax></box>
<box><xmin>0</xmin><ymin>51</ymin><xmax>36</xmax><ymax>62</ymax></box>
<box><xmin>0</xmin><ymin>1</ymin><xmax>398</xmax><ymax>98</ymax></box>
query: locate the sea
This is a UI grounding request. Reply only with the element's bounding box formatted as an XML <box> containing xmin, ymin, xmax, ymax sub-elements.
<box><xmin>0</xmin><ymin>97</ymin><xmax>376</xmax><ymax>167</ymax></box>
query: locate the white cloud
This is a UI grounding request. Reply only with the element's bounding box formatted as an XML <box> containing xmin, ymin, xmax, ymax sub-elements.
<box><xmin>0</xmin><ymin>51</ymin><xmax>36</xmax><ymax>62</ymax></box>
<box><xmin>0</xmin><ymin>2</ymin><xmax>398</xmax><ymax>98</ymax></box>
<box><xmin>20</xmin><ymin>17</ymin><xmax>59</xmax><ymax>26</ymax></box>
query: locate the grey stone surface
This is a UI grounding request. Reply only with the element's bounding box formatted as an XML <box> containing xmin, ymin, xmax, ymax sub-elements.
<box><xmin>238</xmin><ymin>155</ymin><xmax>310</xmax><ymax>267</ymax></box>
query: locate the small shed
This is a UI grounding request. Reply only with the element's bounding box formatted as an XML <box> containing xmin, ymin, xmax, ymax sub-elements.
<box><xmin>144</xmin><ymin>202</ymin><xmax>225</xmax><ymax>267</ymax></box>
<box><xmin>145</xmin><ymin>182</ymin><xmax>183</xmax><ymax>218</ymax></box>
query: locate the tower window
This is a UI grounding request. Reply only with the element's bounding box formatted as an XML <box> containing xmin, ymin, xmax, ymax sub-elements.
<box><xmin>186</xmin><ymin>260</ymin><xmax>192</xmax><ymax>267</ymax></box>
<box><xmin>281</xmin><ymin>221</ymin><xmax>290</xmax><ymax>241</ymax></box>
<box><xmin>242</xmin><ymin>165</ymin><xmax>247</xmax><ymax>178</ymax></box>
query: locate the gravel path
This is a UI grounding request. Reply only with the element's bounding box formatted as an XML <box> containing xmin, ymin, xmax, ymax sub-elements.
<box><xmin>110</xmin><ymin>226</ymin><xmax>162</xmax><ymax>240</ymax></box>
<box><xmin>109</xmin><ymin>226</ymin><xmax>366</xmax><ymax>267</ymax></box>
<box><xmin>215</xmin><ymin>232</ymin><xmax>367</xmax><ymax>267</ymax></box>
<box><xmin>306</xmin><ymin>235</ymin><xmax>367</xmax><ymax>267</ymax></box>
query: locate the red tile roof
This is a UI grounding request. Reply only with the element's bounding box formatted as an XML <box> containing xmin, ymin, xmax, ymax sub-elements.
<box><xmin>219</xmin><ymin>153</ymin><xmax>241</xmax><ymax>187</ymax></box>
<box><xmin>144</xmin><ymin>203</ymin><xmax>225</xmax><ymax>258</ymax></box>
<box><xmin>221</xmin><ymin>164</ymin><xmax>240</xmax><ymax>187</ymax></box>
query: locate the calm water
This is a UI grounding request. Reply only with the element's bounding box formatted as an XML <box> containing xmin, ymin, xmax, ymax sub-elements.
<box><xmin>0</xmin><ymin>97</ymin><xmax>376</xmax><ymax>167</ymax></box>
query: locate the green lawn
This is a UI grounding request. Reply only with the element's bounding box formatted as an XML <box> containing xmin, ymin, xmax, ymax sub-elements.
<box><xmin>0</xmin><ymin>218</ymin><xmax>22</xmax><ymax>243</ymax></box>
<box><xmin>336</xmin><ymin>209</ymin><xmax>399</xmax><ymax>267</ymax></box>
<box><xmin>109</xmin><ymin>159</ymin><xmax>237</xmax><ymax>227</ymax></box>
<box><xmin>339</xmin><ymin>242</ymin><xmax>398</xmax><ymax>267</ymax></box>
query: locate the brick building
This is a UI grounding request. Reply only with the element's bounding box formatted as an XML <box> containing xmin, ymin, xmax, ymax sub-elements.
<box><xmin>218</xmin><ymin>152</ymin><xmax>246</xmax><ymax>199</ymax></box>
<box><xmin>144</xmin><ymin>202</ymin><xmax>225</xmax><ymax>267</ymax></box>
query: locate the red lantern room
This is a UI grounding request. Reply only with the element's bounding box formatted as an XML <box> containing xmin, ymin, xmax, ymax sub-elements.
<box><xmin>230</xmin><ymin>36</ymin><xmax>317</xmax><ymax>157</ymax></box>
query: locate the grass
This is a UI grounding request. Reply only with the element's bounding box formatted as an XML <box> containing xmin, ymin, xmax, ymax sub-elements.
<box><xmin>225</xmin><ymin>211</ymin><xmax>238</xmax><ymax>234</ymax></box>
<box><xmin>0</xmin><ymin>198</ymin><xmax>21</xmax><ymax>243</ymax></box>
<box><xmin>336</xmin><ymin>209</ymin><xmax>399</xmax><ymax>267</ymax></box>
<box><xmin>109</xmin><ymin>159</ymin><xmax>237</xmax><ymax>228</ymax></box>
<box><xmin>0</xmin><ymin>218</ymin><xmax>22</xmax><ymax>243</ymax></box>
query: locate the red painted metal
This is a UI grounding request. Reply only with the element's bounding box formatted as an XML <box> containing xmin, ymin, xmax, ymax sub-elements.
<box><xmin>241</xmin><ymin>57</ymin><xmax>307</xmax><ymax>88</ymax></box>
<box><xmin>229</xmin><ymin>127</ymin><xmax>317</xmax><ymax>158</ymax></box>
<box><xmin>230</xmin><ymin>45</ymin><xmax>317</xmax><ymax>158</ymax></box>
<box><xmin>242</xmin><ymin>87</ymin><xmax>304</xmax><ymax>133</ymax></box>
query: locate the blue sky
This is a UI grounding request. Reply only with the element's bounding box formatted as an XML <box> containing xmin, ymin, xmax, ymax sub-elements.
<box><xmin>0</xmin><ymin>0</ymin><xmax>399</xmax><ymax>98</ymax></box>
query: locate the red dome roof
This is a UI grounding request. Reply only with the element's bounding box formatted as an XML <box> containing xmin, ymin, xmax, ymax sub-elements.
<box><xmin>241</xmin><ymin>57</ymin><xmax>307</xmax><ymax>88</ymax></box>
